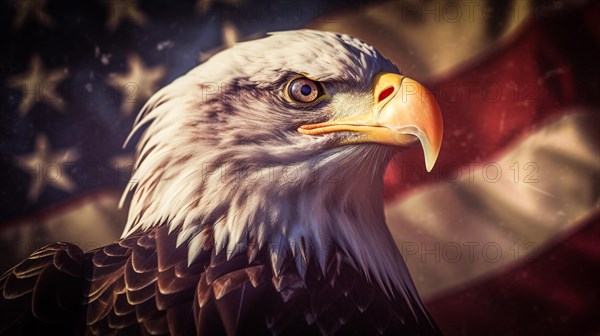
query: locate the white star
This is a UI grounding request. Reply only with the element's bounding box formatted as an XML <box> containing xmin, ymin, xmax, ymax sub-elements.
<box><xmin>110</xmin><ymin>154</ymin><xmax>134</xmax><ymax>170</ymax></box>
<box><xmin>222</xmin><ymin>20</ymin><xmax>240</xmax><ymax>48</ymax></box>
<box><xmin>110</xmin><ymin>153</ymin><xmax>135</xmax><ymax>186</ymax></box>
<box><xmin>103</xmin><ymin>0</ymin><xmax>147</xmax><ymax>31</ymax></box>
<box><xmin>106</xmin><ymin>54</ymin><xmax>166</xmax><ymax>116</ymax></box>
<box><xmin>7</xmin><ymin>55</ymin><xmax>68</xmax><ymax>117</ymax></box>
<box><xmin>15</xmin><ymin>134</ymin><xmax>79</xmax><ymax>201</ymax></box>
<box><xmin>11</xmin><ymin>0</ymin><xmax>53</xmax><ymax>29</ymax></box>
<box><xmin>198</xmin><ymin>21</ymin><xmax>261</xmax><ymax>63</ymax></box>
<box><xmin>199</xmin><ymin>21</ymin><xmax>240</xmax><ymax>62</ymax></box>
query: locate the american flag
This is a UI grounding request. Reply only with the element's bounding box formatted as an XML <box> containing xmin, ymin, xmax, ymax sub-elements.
<box><xmin>0</xmin><ymin>0</ymin><xmax>362</xmax><ymax>266</ymax></box>
<box><xmin>1</xmin><ymin>0</ymin><xmax>599</xmax><ymax>335</ymax></box>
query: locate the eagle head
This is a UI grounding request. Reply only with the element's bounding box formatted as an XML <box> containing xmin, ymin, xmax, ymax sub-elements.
<box><xmin>121</xmin><ymin>30</ymin><xmax>442</xmax><ymax>295</ymax></box>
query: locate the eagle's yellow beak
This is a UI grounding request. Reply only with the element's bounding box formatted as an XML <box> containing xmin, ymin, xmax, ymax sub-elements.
<box><xmin>298</xmin><ymin>72</ymin><xmax>443</xmax><ymax>172</ymax></box>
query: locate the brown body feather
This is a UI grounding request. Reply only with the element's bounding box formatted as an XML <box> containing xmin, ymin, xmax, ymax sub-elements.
<box><xmin>0</xmin><ymin>225</ymin><xmax>439</xmax><ymax>335</ymax></box>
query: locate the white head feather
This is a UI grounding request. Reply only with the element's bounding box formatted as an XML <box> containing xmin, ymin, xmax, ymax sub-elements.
<box><xmin>120</xmin><ymin>31</ymin><xmax>424</xmax><ymax>308</ymax></box>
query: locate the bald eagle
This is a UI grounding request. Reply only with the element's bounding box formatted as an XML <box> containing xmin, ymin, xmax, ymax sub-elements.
<box><xmin>0</xmin><ymin>30</ymin><xmax>443</xmax><ymax>335</ymax></box>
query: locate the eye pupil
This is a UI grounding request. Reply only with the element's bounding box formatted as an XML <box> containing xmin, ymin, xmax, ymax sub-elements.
<box><xmin>300</xmin><ymin>85</ymin><xmax>312</xmax><ymax>95</ymax></box>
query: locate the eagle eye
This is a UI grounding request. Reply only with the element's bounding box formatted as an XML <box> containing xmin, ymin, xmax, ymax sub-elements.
<box><xmin>288</xmin><ymin>77</ymin><xmax>322</xmax><ymax>103</ymax></box>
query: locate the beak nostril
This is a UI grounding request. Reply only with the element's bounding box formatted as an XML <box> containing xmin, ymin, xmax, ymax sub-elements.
<box><xmin>378</xmin><ymin>86</ymin><xmax>394</xmax><ymax>103</ymax></box>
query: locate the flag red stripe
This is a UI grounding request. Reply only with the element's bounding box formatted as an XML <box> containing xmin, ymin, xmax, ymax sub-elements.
<box><xmin>384</xmin><ymin>1</ymin><xmax>600</xmax><ymax>200</ymax></box>
<box><xmin>425</xmin><ymin>210</ymin><xmax>600</xmax><ymax>335</ymax></box>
